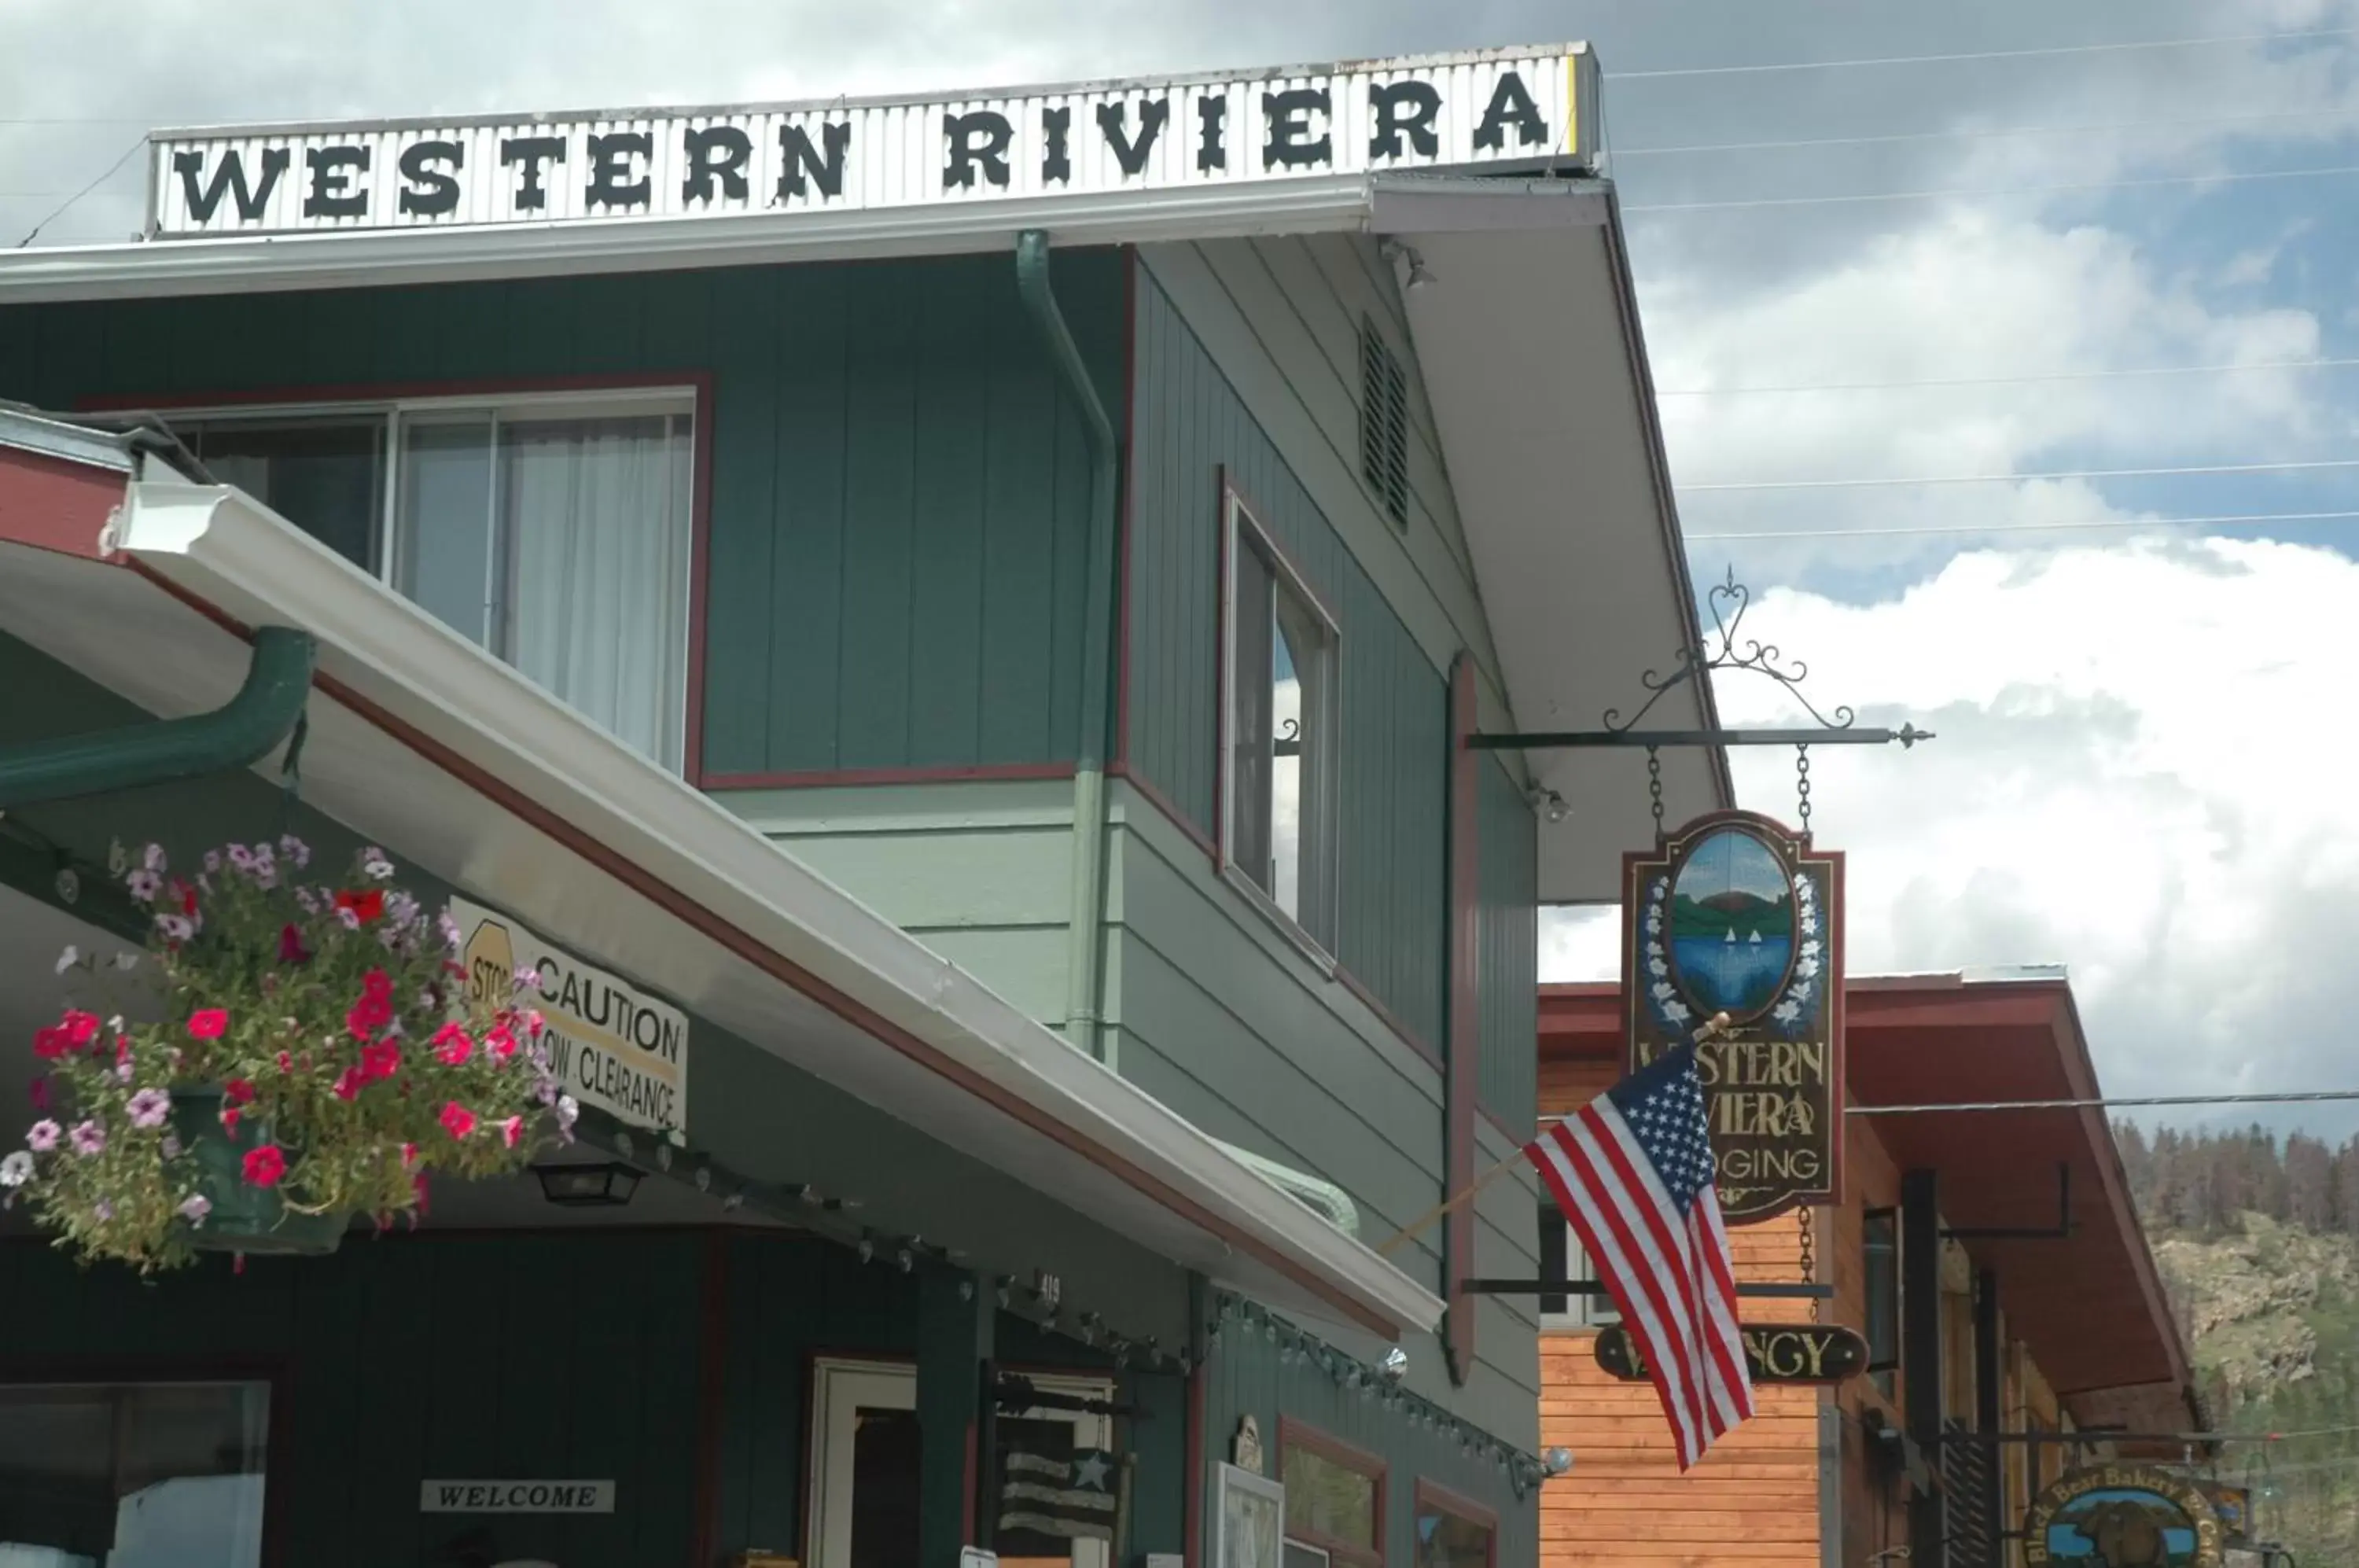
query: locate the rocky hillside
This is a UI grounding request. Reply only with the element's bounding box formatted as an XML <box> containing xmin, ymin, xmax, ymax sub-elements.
<box><xmin>2150</xmin><ymin>1213</ymin><xmax>2359</xmax><ymax>1562</ymax></box>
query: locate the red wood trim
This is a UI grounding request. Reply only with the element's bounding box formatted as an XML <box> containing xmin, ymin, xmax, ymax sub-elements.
<box><xmin>703</xmin><ymin>761</ymin><xmax>1076</xmax><ymax>790</ymax></box>
<box><xmin>1444</xmin><ymin>651</ymin><xmax>1480</xmax><ymax>1386</ymax></box>
<box><xmin>77</xmin><ymin>371</ymin><xmax>720</xmax><ymax>786</ymax></box>
<box><xmin>1277</xmin><ymin>1417</ymin><xmax>1388</xmax><ymax>1568</ymax></box>
<box><xmin>1109</xmin><ymin>758</ymin><xmax>1219</xmax><ymax>863</ymax></box>
<box><xmin>0</xmin><ymin>1354</ymin><xmax>293</xmax><ymax>1568</ymax></box>
<box><xmin>129</xmin><ymin>565</ymin><xmax>1404</xmax><ymax>1342</ymax></box>
<box><xmin>1337</xmin><ymin>969</ymin><xmax>1444</xmax><ymax>1074</ymax></box>
<box><xmin>0</xmin><ymin>445</ymin><xmax>127</xmax><ymax>559</ymax></box>
<box><xmin>1116</xmin><ymin>245</ymin><xmax>1139</xmax><ymax>769</ymax></box>
<box><xmin>690</xmin><ymin>1229</ymin><xmax>731</xmax><ymax>1567</ymax></box>
<box><xmin>1413</xmin><ymin>1476</ymin><xmax>1500</xmax><ymax>1564</ymax></box>
<box><xmin>1224</xmin><ymin>470</ymin><xmax>1339</xmax><ymax>630</ymax></box>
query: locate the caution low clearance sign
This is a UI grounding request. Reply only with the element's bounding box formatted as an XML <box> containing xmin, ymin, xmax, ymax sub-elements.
<box><xmin>449</xmin><ymin>897</ymin><xmax>689</xmax><ymax>1136</ymax></box>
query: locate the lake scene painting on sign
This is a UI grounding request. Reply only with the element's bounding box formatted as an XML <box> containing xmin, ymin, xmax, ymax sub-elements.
<box><xmin>1669</xmin><ymin>826</ymin><xmax>1796</xmax><ymax>1021</ymax></box>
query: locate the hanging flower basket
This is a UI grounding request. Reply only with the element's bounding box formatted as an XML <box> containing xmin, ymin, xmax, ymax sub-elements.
<box><xmin>1</xmin><ymin>837</ymin><xmax>580</xmax><ymax>1273</ymax></box>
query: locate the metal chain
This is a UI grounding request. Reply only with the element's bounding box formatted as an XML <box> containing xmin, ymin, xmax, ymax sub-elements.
<box><xmin>1794</xmin><ymin>743</ymin><xmax>1812</xmax><ymax>834</ymax></box>
<box><xmin>1646</xmin><ymin>745</ymin><xmax>1665</xmax><ymax>836</ymax></box>
<box><xmin>1798</xmin><ymin>1205</ymin><xmax>1819</xmax><ymax>1322</ymax></box>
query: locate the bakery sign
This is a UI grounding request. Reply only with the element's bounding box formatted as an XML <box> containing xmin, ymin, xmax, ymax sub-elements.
<box><xmin>1625</xmin><ymin>810</ymin><xmax>1844</xmax><ymax>1223</ymax></box>
<box><xmin>146</xmin><ymin>46</ymin><xmax>1598</xmax><ymax>237</ymax></box>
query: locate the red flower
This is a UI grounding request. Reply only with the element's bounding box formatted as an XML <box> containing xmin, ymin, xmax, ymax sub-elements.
<box><xmin>31</xmin><ymin>1027</ymin><xmax>67</xmax><ymax>1061</ymax></box>
<box><xmin>363</xmin><ymin>967</ymin><xmax>392</xmax><ymax>999</ymax></box>
<box><xmin>223</xmin><ymin>1079</ymin><xmax>256</xmax><ymax>1106</ymax></box>
<box><xmin>187</xmin><ymin>1008</ymin><xmax>229</xmax><ymax>1040</ymax></box>
<box><xmin>484</xmin><ymin>1027</ymin><xmax>517</xmax><ymax>1063</ymax></box>
<box><xmin>432</xmin><ymin>1021</ymin><xmax>473</xmax><ymax>1066</ymax></box>
<box><xmin>332</xmin><ymin>1068</ymin><xmax>364</xmax><ymax>1102</ymax></box>
<box><xmin>220</xmin><ymin>1106</ymin><xmax>241</xmax><ymax>1131</ymax></box>
<box><xmin>412</xmin><ymin>1172</ymin><xmax>431</xmax><ymax>1215</ymax></box>
<box><xmin>29</xmin><ymin>1077</ymin><xmax>50</xmax><ymax>1110</ymax></box>
<box><xmin>523</xmin><ymin>1010</ymin><xmax>547</xmax><ymax>1040</ymax></box>
<box><xmin>278</xmin><ymin>923</ymin><xmax>311</xmax><ymax>966</ymax></box>
<box><xmin>335</xmin><ymin>889</ymin><xmax>386</xmax><ymax>924</ymax></box>
<box><xmin>400</xmin><ymin>1142</ymin><xmax>419</xmax><ymax>1169</ymax></box>
<box><xmin>61</xmin><ymin>1010</ymin><xmax>100</xmax><ymax>1047</ymax></box>
<box><xmin>276</xmin><ymin>1051</ymin><xmax>293</xmax><ymax>1074</ymax></box>
<box><xmin>360</xmin><ymin>1041</ymin><xmax>402</xmax><ymax>1082</ymax></box>
<box><xmin>499</xmin><ymin>1116</ymin><xmax>524</xmax><ymax>1150</ymax></box>
<box><xmin>439</xmin><ymin>1102</ymin><xmax>477</xmax><ymax>1140</ymax></box>
<box><xmin>174</xmin><ymin>881</ymin><xmax>199</xmax><ymax>916</ymax></box>
<box><xmin>241</xmin><ymin>1145</ymin><xmax>287</xmax><ymax>1187</ymax></box>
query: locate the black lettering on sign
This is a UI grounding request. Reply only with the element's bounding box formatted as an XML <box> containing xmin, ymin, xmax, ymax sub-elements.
<box><xmin>303</xmin><ymin>145</ymin><xmax>371</xmax><ymax>219</ymax></box>
<box><xmin>1095</xmin><ymin>98</ymin><xmax>1169</xmax><ymax>176</ymax></box>
<box><xmin>1195</xmin><ymin>94</ymin><xmax>1227</xmax><ymax>172</ymax></box>
<box><xmin>500</xmin><ymin>135</ymin><xmax>567</xmax><ymax>211</ymax></box>
<box><xmin>397</xmin><ymin>140</ymin><xmax>465</xmax><ymax>216</ymax></box>
<box><xmin>1041</xmin><ymin>105</ymin><xmax>1073</xmax><ymax>184</ymax></box>
<box><xmin>587</xmin><ymin>131</ymin><xmax>653</xmax><ymax>208</ymax></box>
<box><xmin>174</xmin><ymin>147</ymin><xmax>290</xmax><ymax>223</ymax></box>
<box><xmin>778</xmin><ymin>123</ymin><xmax>851</xmax><ymax>200</ymax></box>
<box><xmin>682</xmin><ymin>125</ymin><xmax>752</xmax><ymax>203</ymax></box>
<box><xmin>943</xmin><ymin>110</ymin><xmax>1014</xmax><ymax>190</ymax></box>
<box><xmin>1474</xmin><ymin>70</ymin><xmax>1548</xmax><ymax>152</ymax></box>
<box><xmin>1261</xmin><ymin>87</ymin><xmax>1331</xmax><ymax>169</ymax></box>
<box><xmin>1592</xmin><ymin>1322</ymin><xmax>1867</xmax><ymax>1386</ymax></box>
<box><xmin>1369</xmin><ymin>81</ymin><xmax>1441</xmax><ymax>159</ymax></box>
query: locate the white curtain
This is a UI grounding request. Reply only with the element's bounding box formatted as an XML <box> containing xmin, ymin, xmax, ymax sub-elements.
<box><xmin>500</xmin><ymin>414</ymin><xmax>692</xmax><ymax>771</ymax></box>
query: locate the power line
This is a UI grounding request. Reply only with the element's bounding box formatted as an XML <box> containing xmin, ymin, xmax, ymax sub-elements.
<box><xmin>1612</xmin><ymin>103</ymin><xmax>2359</xmax><ymax>157</ymax></box>
<box><xmin>1612</xmin><ymin>25</ymin><xmax>2359</xmax><ymax>80</ymax></box>
<box><xmin>1624</xmin><ymin>159</ymin><xmax>2359</xmax><ymax>213</ymax></box>
<box><xmin>13</xmin><ymin>136</ymin><xmax>144</xmax><ymax>249</ymax></box>
<box><xmin>1657</xmin><ymin>356</ymin><xmax>2359</xmax><ymax>397</ymax></box>
<box><xmin>1851</xmin><ymin>1089</ymin><xmax>2359</xmax><ymax>1115</ymax></box>
<box><xmin>1683</xmin><ymin>457</ymin><xmax>2359</xmax><ymax>493</ymax></box>
<box><xmin>1685</xmin><ymin>508</ymin><xmax>2359</xmax><ymax>542</ymax></box>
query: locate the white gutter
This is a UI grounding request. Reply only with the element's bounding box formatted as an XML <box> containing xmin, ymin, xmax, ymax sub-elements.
<box><xmin>107</xmin><ymin>477</ymin><xmax>1445</xmax><ymax>1338</ymax></box>
<box><xmin>0</xmin><ymin>175</ymin><xmax>1377</xmax><ymax>303</ymax></box>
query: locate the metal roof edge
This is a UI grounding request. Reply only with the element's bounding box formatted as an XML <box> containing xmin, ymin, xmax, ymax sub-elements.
<box><xmin>0</xmin><ymin>403</ymin><xmax>138</xmax><ymax>473</ymax></box>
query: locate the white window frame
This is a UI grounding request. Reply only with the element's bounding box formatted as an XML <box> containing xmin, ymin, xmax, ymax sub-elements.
<box><xmin>1219</xmin><ymin>485</ymin><xmax>1341</xmax><ymax>971</ymax></box>
<box><xmin>804</xmin><ymin>1356</ymin><xmax>1114</xmax><ymax>1568</ymax></box>
<box><xmin>165</xmin><ymin>386</ymin><xmax>700</xmax><ymax>772</ymax></box>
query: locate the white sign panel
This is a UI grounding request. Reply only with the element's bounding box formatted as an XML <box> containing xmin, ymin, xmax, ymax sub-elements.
<box><xmin>448</xmin><ymin>896</ymin><xmax>688</xmax><ymax>1136</ymax></box>
<box><xmin>148</xmin><ymin>46</ymin><xmax>1596</xmax><ymax>237</ymax></box>
<box><xmin>420</xmin><ymin>1478</ymin><xmax>616</xmax><ymax>1515</ymax></box>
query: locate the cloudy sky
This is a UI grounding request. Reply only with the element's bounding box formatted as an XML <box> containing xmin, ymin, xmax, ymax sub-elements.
<box><xmin>4</xmin><ymin>0</ymin><xmax>2353</xmax><ymax>1132</ymax></box>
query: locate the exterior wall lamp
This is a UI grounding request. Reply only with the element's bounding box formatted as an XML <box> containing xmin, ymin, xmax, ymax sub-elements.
<box><xmin>531</xmin><ymin>1161</ymin><xmax>641</xmax><ymax>1208</ymax></box>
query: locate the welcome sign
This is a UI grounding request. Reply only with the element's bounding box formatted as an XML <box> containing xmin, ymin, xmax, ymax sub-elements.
<box><xmin>1625</xmin><ymin>810</ymin><xmax>1845</xmax><ymax>1222</ymax></box>
<box><xmin>147</xmin><ymin>46</ymin><xmax>1597</xmax><ymax>237</ymax></box>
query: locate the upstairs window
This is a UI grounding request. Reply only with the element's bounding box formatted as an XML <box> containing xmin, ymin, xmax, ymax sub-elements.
<box><xmin>1537</xmin><ymin>1196</ymin><xmax>1618</xmax><ymax>1330</ymax></box>
<box><xmin>1223</xmin><ymin>488</ymin><xmax>1339</xmax><ymax>958</ymax></box>
<box><xmin>1413</xmin><ymin>1485</ymin><xmax>1493</xmax><ymax>1568</ymax></box>
<box><xmin>1864</xmin><ymin>1207</ymin><xmax>1900</xmax><ymax>1399</ymax></box>
<box><xmin>1358</xmin><ymin>318</ymin><xmax>1409</xmax><ymax>528</ymax></box>
<box><xmin>175</xmin><ymin>390</ymin><xmax>697</xmax><ymax>775</ymax></box>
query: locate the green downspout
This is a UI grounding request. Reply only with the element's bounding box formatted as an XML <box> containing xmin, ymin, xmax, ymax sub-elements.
<box><xmin>0</xmin><ymin>626</ymin><xmax>316</xmax><ymax>809</ymax></box>
<box><xmin>1017</xmin><ymin>229</ymin><xmax>1119</xmax><ymax>1065</ymax></box>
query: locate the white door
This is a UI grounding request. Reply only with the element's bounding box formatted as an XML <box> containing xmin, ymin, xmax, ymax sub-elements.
<box><xmin>807</xmin><ymin>1359</ymin><xmax>1114</xmax><ymax>1568</ymax></box>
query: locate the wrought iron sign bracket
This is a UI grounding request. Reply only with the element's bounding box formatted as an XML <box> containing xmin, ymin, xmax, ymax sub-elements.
<box><xmin>1459</xmin><ymin>1277</ymin><xmax>1833</xmax><ymax>1301</ymax></box>
<box><xmin>1470</xmin><ymin>567</ymin><xmax>1934</xmax><ymax>753</ymax></box>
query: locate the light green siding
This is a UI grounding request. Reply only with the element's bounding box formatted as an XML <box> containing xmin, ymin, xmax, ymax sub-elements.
<box><xmin>0</xmin><ymin>252</ymin><xmax>1125</xmax><ymax>782</ymax></box>
<box><xmin>1478</xmin><ymin>754</ymin><xmax>1540</xmax><ymax>1137</ymax></box>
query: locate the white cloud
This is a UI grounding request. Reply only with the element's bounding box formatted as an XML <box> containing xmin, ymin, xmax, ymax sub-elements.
<box><xmin>1544</xmin><ymin>539</ymin><xmax>2359</xmax><ymax>1125</ymax></box>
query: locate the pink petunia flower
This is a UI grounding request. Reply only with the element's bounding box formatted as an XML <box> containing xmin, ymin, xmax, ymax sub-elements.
<box><xmin>439</xmin><ymin>1102</ymin><xmax>477</xmax><ymax>1140</ymax></box>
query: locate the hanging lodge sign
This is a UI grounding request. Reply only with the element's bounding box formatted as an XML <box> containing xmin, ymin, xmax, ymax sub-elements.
<box><xmin>146</xmin><ymin>48</ymin><xmax>1599</xmax><ymax>237</ymax></box>
<box><xmin>1625</xmin><ymin>810</ymin><xmax>1845</xmax><ymax>1222</ymax></box>
<box><xmin>1592</xmin><ymin>1322</ymin><xmax>1868</xmax><ymax>1386</ymax></box>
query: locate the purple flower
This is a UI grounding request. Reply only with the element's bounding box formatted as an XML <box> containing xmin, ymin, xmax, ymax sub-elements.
<box><xmin>178</xmin><ymin>1193</ymin><xmax>211</xmax><ymax>1223</ymax></box>
<box><xmin>512</xmin><ymin>966</ymin><xmax>543</xmax><ymax>995</ymax></box>
<box><xmin>555</xmin><ymin>1095</ymin><xmax>579</xmax><ymax>1131</ymax></box>
<box><xmin>142</xmin><ymin>842</ymin><xmax>167</xmax><ymax>874</ymax></box>
<box><xmin>156</xmin><ymin>913</ymin><xmax>193</xmax><ymax>944</ymax></box>
<box><xmin>362</xmin><ymin>848</ymin><xmax>394</xmax><ymax>881</ymax></box>
<box><xmin>0</xmin><ymin>1151</ymin><xmax>31</xmax><ymax>1187</ymax></box>
<box><xmin>227</xmin><ymin>844</ymin><xmax>256</xmax><ymax>873</ymax></box>
<box><xmin>161</xmin><ymin>1135</ymin><xmax>182</xmax><ymax>1159</ymax></box>
<box><xmin>278</xmin><ymin>833</ymin><xmax>311</xmax><ymax>869</ymax></box>
<box><xmin>203</xmin><ymin>849</ymin><xmax>222</xmax><ymax>874</ymax></box>
<box><xmin>53</xmin><ymin>945</ymin><xmax>78</xmax><ymax>974</ymax></box>
<box><xmin>114</xmin><ymin>1061</ymin><xmax>134</xmax><ymax>1084</ymax></box>
<box><xmin>438</xmin><ymin>911</ymin><xmax>463</xmax><ymax>954</ymax></box>
<box><xmin>26</xmin><ymin>1120</ymin><xmax>61</xmax><ymax>1153</ymax></box>
<box><xmin>127</xmin><ymin>1088</ymin><xmax>170</xmax><ymax>1129</ymax></box>
<box><xmin>294</xmin><ymin>886</ymin><xmax>320</xmax><ymax>915</ymax></box>
<box><xmin>126</xmin><ymin>869</ymin><xmax>162</xmax><ymax>903</ymax></box>
<box><xmin>93</xmin><ymin>1200</ymin><xmax>113</xmax><ymax>1221</ymax></box>
<box><xmin>68</xmin><ymin>1121</ymin><xmax>105</xmax><ymax>1157</ymax></box>
<box><xmin>385</xmin><ymin>891</ymin><xmax>420</xmax><ymax>929</ymax></box>
<box><xmin>336</xmin><ymin>907</ymin><xmax>362</xmax><ymax>932</ymax></box>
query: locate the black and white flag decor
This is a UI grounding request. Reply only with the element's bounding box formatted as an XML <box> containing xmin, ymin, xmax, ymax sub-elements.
<box><xmin>997</xmin><ymin>1446</ymin><xmax>1120</xmax><ymax>1541</ymax></box>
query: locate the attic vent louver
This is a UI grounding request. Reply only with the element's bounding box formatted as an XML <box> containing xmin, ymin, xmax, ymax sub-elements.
<box><xmin>1358</xmin><ymin>316</ymin><xmax>1410</xmax><ymax>529</ymax></box>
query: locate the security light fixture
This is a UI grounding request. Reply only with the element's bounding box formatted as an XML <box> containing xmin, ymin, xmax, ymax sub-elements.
<box><xmin>532</xmin><ymin>1161</ymin><xmax>641</xmax><ymax>1209</ymax></box>
<box><xmin>1380</xmin><ymin>1347</ymin><xmax>1409</xmax><ymax>1382</ymax></box>
<box><xmin>1378</xmin><ymin>238</ymin><xmax>1436</xmax><ymax>292</ymax></box>
<box><xmin>1531</xmin><ymin>787</ymin><xmax>1570</xmax><ymax>824</ymax></box>
<box><xmin>1542</xmin><ymin>1447</ymin><xmax>1573</xmax><ymax>1476</ymax></box>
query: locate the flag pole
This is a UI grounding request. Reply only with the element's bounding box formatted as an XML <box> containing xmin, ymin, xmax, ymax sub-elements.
<box><xmin>1369</xmin><ymin>1012</ymin><xmax>1731</xmax><ymax>1259</ymax></box>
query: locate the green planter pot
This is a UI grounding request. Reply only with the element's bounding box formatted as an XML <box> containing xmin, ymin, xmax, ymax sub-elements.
<box><xmin>170</xmin><ymin>1088</ymin><xmax>347</xmax><ymax>1257</ymax></box>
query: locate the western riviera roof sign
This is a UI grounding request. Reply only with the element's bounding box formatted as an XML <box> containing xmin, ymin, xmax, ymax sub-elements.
<box><xmin>146</xmin><ymin>46</ymin><xmax>1598</xmax><ymax>237</ymax></box>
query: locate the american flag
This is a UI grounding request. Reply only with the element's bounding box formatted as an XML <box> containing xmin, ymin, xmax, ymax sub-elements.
<box><xmin>1526</xmin><ymin>1042</ymin><xmax>1754</xmax><ymax>1469</ymax></box>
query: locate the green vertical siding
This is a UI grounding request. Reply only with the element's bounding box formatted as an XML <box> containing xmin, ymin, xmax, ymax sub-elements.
<box><xmin>0</xmin><ymin>252</ymin><xmax>1124</xmax><ymax>780</ymax></box>
<box><xmin>1199</xmin><ymin>1301</ymin><xmax>1537</xmax><ymax>1568</ymax></box>
<box><xmin>1477</xmin><ymin>756</ymin><xmax>1539</xmax><ymax>1136</ymax></box>
<box><xmin>1125</xmin><ymin>265</ymin><xmax>1445</xmax><ymax>1047</ymax></box>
